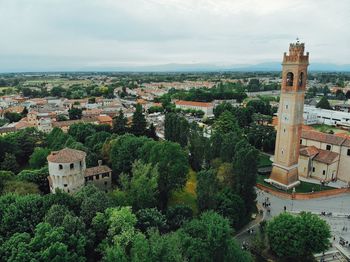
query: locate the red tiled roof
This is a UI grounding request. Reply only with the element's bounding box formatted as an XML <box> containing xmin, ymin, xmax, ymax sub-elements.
<box><xmin>84</xmin><ymin>165</ymin><xmax>112</xmax><ymax>177</ymax></box>
<box><xmin>299</xmin><ymin>146</ymin><xmax>339</xmax><ymax>164</ymax></box>
<box><xmin>97</xmin><ymin>114</ymin><xmax>112</xmax><ymax>123</ymax></box>
<box><xmin>47</xmin><ymin>148</ymin><xmax>86</xmax><ymax>163</ymax></box>
<box><xmin>175</xmin><ymin>100</ymin><xmax>213</xmax><ymax>108</ymax></box>
<box><xmin>301</xmin><ymin>130</ymin><xmax>346</xmax><ymax>146</ymax></box>
<box><xmin>314</xmin><ymin>150</ymin><xmax>339</xmax><ymax>165</ymax></box>
<box><xmin>300</xmin><ymin>146</ymin><xmax>319</xmax><ymax>157</ymax></box>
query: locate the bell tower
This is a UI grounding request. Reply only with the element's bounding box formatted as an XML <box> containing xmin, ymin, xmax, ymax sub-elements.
<box><xmin>268</xmin><ymin>40</ymin><xmax>309</xmax><ymax>189</ymax></box>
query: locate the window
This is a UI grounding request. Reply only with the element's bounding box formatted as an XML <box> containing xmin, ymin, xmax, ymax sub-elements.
<box><xmin>283</xmin><ymin>129</ymin><xmax>286</xmax><ymax>133</ymax></box>
<box><xmin>300</xmin><ymin>139</ymin><xmax>302</xmax><ymax>144</ymax></box>
<box><xmin>298</xmin><ymin>72</ymin><xmax>304</xmax><ymax>87</ymax></box>
<box><xmin>312</xmin><ymin>167</ymin><xmax>315</xmax><ymax>172</ymax></box>
<box><xmin>59</xmin><ymin>164</ymin><xmax>63</xmax><ymax>170</ymax></box>
<box><xmin>80</xmin><ymin>161</ymin><xmax>82</xmax><ymax>167</ymax></box>
<box><xmin>70</xmin><ymin>163</ymin><xmax>74</xmax><ymax>169</ymax></box>
<box><xmin>286</xmin><ymin>72</ymin><xmax>294</xmax><ymax>86</ymax></box>
<box><xmin>64</xmin><ymin>184</ymin><xmax>68</xmax><ymax>187</ymax></box>
<box><xmin>326</xmin><ymin>145</ymin><xmax>331</xmax><ymax>151</ymax></box>
<box><xmin>104</xmin><ymin>181</ymin><xmax>108</xmax><ymax>186</ymax></box>
<box><xmin>286</xmin><ymin>105</ymin><xmax>288</xmax><ymax>109</ymax></box>
<box><xmin>102</xmin><ymin>173</ymin><xmax>109</xmax><ymax>178</ymax></box>
<box><xmin>96</xmin><ymin>174</ymin><xmax>100</xmax><ymax>180</ymax></box>
<box><xmin>89</xmin><ymin>176</ymin><xmax>93</xmax><ymax>181</ymax></box>
<box><xmin>347</xmin><ymin>149</ymin><xmax>350</xmax><ymax>156</ymax></box>
<box><xmin>323</xmin><ymin>170</ymin><xmax>326</xmax><ymax>175</ymax></box>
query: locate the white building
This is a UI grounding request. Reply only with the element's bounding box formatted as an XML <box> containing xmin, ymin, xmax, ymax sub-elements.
<box><xmin>47</xmin><ymin>148</ymin><xmax>87</xmax><ymax>194</ymax></box>
<box><xmin>47</xmin><ymin>148</ymin><xmax>113</xmax><ymax>194</ymax></box>
<box><xmin>174</xmin><ymin>100</ymin><xmax>214</xmax><ymax>116</ymax></box>
<box><xmin>303</xmin><ymin>105</ymin><xmax>350</xmax><ymax>128</ymax></box>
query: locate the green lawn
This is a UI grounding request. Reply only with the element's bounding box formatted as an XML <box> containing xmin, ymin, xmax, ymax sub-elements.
<box><xmin>257</xmin><ymin>174</ymin><xmax>335</xmax><ymax>193</ymax></box>
<box><xmin>311</xmin><ymin>124</ymin><xmax>350</xmax><ymax>135</ymax></box>
<box><xmin>258</xmin><ymin>153</ymin><xmax>272</xmax><ymax>168</ymax></box>
<box><xmin>168</xmin><ymin>169</ymin><xmax>198</xmax><ymax>214</ymax></box>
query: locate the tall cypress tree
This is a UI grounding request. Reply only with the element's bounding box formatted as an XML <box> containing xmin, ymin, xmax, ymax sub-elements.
<box><xmin>131</xmin><ymin>104</ymin><xmax>147</xmax><ymax>136</ymax></box>
<box><xmin>113</xmin><ymin>109</ymin><xmax>128</xmax><ymax>135</ymax></box>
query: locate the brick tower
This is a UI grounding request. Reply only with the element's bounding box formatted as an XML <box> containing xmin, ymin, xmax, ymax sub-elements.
<box><xmin>268</xmin><ymin>41</ymin><xmax>309</xmax><ymax>190</ymax></box>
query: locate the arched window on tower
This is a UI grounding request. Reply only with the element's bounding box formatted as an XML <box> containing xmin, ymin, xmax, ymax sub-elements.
<box><xmin>286</xmin><ymin>72</ymin><xmax>294</xmax><ymax>86</ymax></box>
<box><xmin>298</xmin><ymin>72</ymin><xmax>304</xmax><ymax>87</ymax></box>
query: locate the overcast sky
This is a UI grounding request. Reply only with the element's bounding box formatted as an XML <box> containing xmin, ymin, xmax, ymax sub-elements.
<box><xmin>1</xmin><ymin>0</ymin><xmax>349</xmax><ymax>71</ymax></box>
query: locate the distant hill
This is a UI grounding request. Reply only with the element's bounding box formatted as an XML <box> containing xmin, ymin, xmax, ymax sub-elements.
<box><xmin>2</xmin><ymin>62</ymin><xmax>350</xmax><ymax>73</ymax></box>
<box><xmin>80</xmin><ymin>62</ymin><xmax>350</xmax><ymax>72</ymax></box>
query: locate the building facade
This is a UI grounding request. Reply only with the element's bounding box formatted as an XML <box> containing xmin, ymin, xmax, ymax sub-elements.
<box><xmin>268</xmin><ymin>41</ymin><xmax>309</xmax><ymax>189</ymax></box>
<box><xmin>174</xmin><ymin>100</ymin><xmax>214</xmax><ymax>116</ymax></box>
<box><xmin>47</xmin><ymin>148</ymin><xmax>87</xmax><ymax>194</ymax></box>
<box><xmin>47</xmin><ymin>148</ymin><xmax>113</xmax><ymax>194</ymax></box>
<box><xmin>298</xmin><ymin>130</ymin><xmax>350</xmax><ymax>184</ymax></box>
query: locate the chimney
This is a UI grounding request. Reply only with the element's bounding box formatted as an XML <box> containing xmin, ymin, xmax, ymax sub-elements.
<box><xmin>98</xmin><ymin>160</ymin><xmax>102</xmax><ymax>166</ymax></box>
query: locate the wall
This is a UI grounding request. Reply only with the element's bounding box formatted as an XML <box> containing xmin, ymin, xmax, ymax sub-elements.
<box><xmin>256</xmin><ymin>183</ymin><xmax>350</xmax><ymax>200</ymax></box>
<box><xmin>48</xmin><ymin>159</ymin><xmax>86</xmax><ymax>193</ymax></box>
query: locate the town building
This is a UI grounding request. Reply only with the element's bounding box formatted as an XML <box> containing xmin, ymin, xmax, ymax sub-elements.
<box><xmin>47</xmin><ymin>148</ymin><xmax>87</xmax><ymax>194</ymax></box>
<box><xmin>268</xmin><ymin>41</ymin><xmax>309</xmax><ymax>189</ymax></box>
<box><xmin>298</xmin><ymin>130</ymin><xmax>350</xmax><ymax>184</ymax></box>
<box><xmin>174</xmin><ymin>100</ymin><xmax>214</xmax><ymax>116</ymax></box>
<box><xmin>303</xmin><ymin>105</ymin><xmax>350</xmax><ymax>128</ymax></box>
<box><xmin>84</xmin><ymin>160</ymin><xmax>112</xmax><ymax>193</ymax></box>
<box><xmin>47</xmin><ymin>148</ymin><xmax>113</xmax><ymax>194</ymax></box>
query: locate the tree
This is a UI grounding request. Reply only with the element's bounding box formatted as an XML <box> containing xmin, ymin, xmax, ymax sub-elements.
<box><xmin>196</xmin><ymin>169</ymin><xmax>219</xmax><ymax>211</ymax></box>
<box><xmin>57</xmin><ymin>114</ymin><xmax>68</xmax><ymax>121</ymax></box>
<box><xmin>17</xmin><ymin>167</ymin><xmax>50</xmax><ymax>194</ymax></box>
<box><xmin>316</xmin><ymin>96</ymin><xmax>332</xmax><ymax>110</ymax></box>
<box><xmin>180</xmin><ymin>211</ymin><xmax>252</xmax><ymax>262</ymax></box>
<box><xmin>120</xmin><ymin>161</ymin><xmax>159</xmax><ymax>210</ymax></box>
<box><xmin>75</xmin><ymin>185</ymin><xmax>110</xmax><ymax>225</ymax></box>
<box><xmin>164</xmin><ymin>113</ymin><xmax>189</xmax><ymax>147</ymax></box>
<box><xmin>136</xmin><ymin>208</ymin><xmax>167</xmax><ymax>233</ymax></box>
<box><xmin>0</xmin><ymin>194</ymin><xmax>46</xmax><ymax>238</ymax></box>
<box><xmin>346</xmin><ymin>90</ymin><xmax>350</xmax><ymax>100</ymax></box>
<box><xmin>29</xmin><ymin>147</ymin><xmax>50</xmax><ymax>169</ymax></box>
<box><xmin>213</xmin><ymin>111</ymin><xmax>240</xmax><ymax>134</ymax></box>
<box><xmin>267</xmin><ymin>212</ymin><xmax>331</xmax><ymax>260</ymax></box>
<box><xmin>233</xmin><ymin>139</ymin><xmax>258</xmax><ymax>216</ymax></box>
<box><xmin>21</xmin><ymin>107</ymin><xmax>28</xmax><ymax>117</ymax></box>
<box><xmin>1</xmin><ymin>152</ymin><xmax>19</xmax><ymax>174</ymax></box>
<box><xmin>4</xmin><ymin>111</ymin><xmax>22</xmax><ymax>123</ymax></box>
<box><xmin>246</xmin><ymin>99</ymin><xmax>272</xmax><ymax>115</ymax></box>
<box><xmin>112</xmin><ymin>109</ymin><xmax>128</xmax><ymax>135</ymax></box>
<box><xmin>214</xmin><ymin>188</ymin><xmax>246</xmax><ymax>229</ymax></box>
<box><xmin>68</xmin><ymin>107</ymin><xmax>83</xmax><ymax>120</ymax></box>
<box><xmin>166</xmin><ymin>205</ymin><xmax>193</xmax><ymax>231</ymax></box>
<box><xmin>131</xmin><ymin>104</ymin><xmax>147</xmax><ymax>136</ymax></box>
<box><xmin>51</xmin><ymin>86</ymin><xmax>66</xmax><ymax>97</ymax></box>
<box><xmin>146</xmin><ymin>123</ymin><xmax>158</xmax><ymax>140</ymax></box>
<box><xmin>188</xmin><ymin>124</ymin><xmax>210</xmax><ymax>171</ymax></box>
<box><xmin>109</xmin><ymin>134</ymin><xmax>150</xmax><ymax>175</ymax></box>
<box><xmin>68</xmin><ymin>123</ymin><xmax>96</xmax><ymax>143</ymax></box>
<box><xmin>141</xmin><ymin>141</ymin><xmax>189</xmax><ymax>209</ymax></box>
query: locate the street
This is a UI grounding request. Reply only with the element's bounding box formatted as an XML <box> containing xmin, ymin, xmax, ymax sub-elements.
<box><xmin>236</xmin><ymin>189</ymin><xmax>350</xmax><ymax>261</ymax></box>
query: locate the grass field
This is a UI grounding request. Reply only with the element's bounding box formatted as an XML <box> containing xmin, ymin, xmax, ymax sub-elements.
<box><xmin>256</xmin><ymin>174</ymin><xmax>335</xmax><ymax>193</ymax></box>
<box><xmin>258</xmin><ymin>153</ymin><xmax>273</xmax><ymax>168</ymax></box>
<box><xmin>311</xmin><ymin>124</ymin><xmax>350</xmax><ymax>135</ymax></box>
<box><xmin>168</xmin><ymin>169</ymin><xmax>198</xmax><ymax>214</ymax></box>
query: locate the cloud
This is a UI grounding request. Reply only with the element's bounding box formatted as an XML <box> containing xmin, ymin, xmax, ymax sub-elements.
<box><xmin>0</xmin><ymin>0</ymin><xmax>349</xmax><ymax>71</ymax></box>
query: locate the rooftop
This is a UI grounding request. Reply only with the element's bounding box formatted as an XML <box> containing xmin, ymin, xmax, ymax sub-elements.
<box><xmin>175</xmin><ymin>100</ymin><xmax>213</xmax><ymax>108</ymax></box>
<box><xmin>47</xmin><ymin>148</ymin><xmax>86</xmax><ymax>163</ymax></box>
<box><xmin>301</xmin><ymin>130</ymin><xmax>346</xmax><ymax>146</ymax></box>
<box><xmin>84</xmin><ymin>165</ymin><xmax>112</xmax><ymax>177</ymax></box>
<box><xmin>300</xmin><ymin>146</ymin><xmax>339</xmax><ymax>165</ymax></box>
